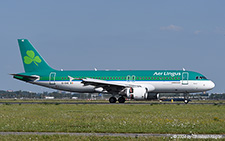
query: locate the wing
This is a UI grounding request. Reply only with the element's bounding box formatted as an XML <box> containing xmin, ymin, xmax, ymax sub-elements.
<box><xmin>80</xmin><ymin>78</ymin><xmax>141</xmax><ymax>94</ymax></box>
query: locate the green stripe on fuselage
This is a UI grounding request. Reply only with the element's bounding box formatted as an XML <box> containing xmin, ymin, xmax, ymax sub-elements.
<box><xmin>17</xmin><ymin>70</ymin><xmax>208</xmax><ymax>82</ymax></box>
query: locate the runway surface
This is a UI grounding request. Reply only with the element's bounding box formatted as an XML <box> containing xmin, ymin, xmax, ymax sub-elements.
<box><xmin>0</xmin><ymin>132</ymin><xmax>224</xmax><ymax>139</ymax></box>
<box><xmin>0</xmin><ymin>102</ymin><xmax>225</xmax><ymax>105</ymax></box>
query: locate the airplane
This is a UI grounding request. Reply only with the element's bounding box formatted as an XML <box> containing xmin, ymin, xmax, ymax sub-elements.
<box><xmin>12</xmin><ymin>39</ymin><xmax>215</xmax><ymax>104</ymax></box>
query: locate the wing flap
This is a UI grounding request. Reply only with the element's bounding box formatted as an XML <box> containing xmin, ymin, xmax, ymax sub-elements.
<box><xmin>81</xmin><ymin>78</ymin><xmax>129</xmax><ymax>87</ymax></box>
<box><xmin>82</xmin><ymin>78</ymin><xmax>126</xmax><ymax>93</ymax></box>
<box><xmin>80</xmin><ymin>78</ymin><xmax>141</xmax><ymax>94</ymax></box>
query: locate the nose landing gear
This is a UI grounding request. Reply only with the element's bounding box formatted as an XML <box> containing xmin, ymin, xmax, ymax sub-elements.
<box><xmin>184</xmin><ymin>93</ymin><xmax>190</xmax><ymax>104</ymax></box>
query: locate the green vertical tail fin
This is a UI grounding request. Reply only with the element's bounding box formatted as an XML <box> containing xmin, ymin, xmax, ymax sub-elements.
<box><xmin>18</xmin><ymin>39</ymin><xmax>55</xmax><ymax>72</ymax></box>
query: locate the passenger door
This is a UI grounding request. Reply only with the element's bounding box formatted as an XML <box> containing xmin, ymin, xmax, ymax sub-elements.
<box><xmin>182</xmin><ymin>72</ymin><xmax>189</xmax><ymax>85</ymax></box>
<box><xmin>49</xmin><ymin>72</ymin><xmax>56</xmax><ymax>85</ymax></box>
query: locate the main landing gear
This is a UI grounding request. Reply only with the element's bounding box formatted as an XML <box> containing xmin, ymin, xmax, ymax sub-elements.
<box><xmin>109</xmin><ymin>97</ymin><xmax>117</xmax><ymax>103</ymax></box>
<box><xmin>118</xmin><ymin>97</ymin><xmax>125</xmax><ymax>103</ymax></box>
<box><xmin>109</xmin><ymin>96</ymin><xmax>126</xmax><ymax>103</ymax></box>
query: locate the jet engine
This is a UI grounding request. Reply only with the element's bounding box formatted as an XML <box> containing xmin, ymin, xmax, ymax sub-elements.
<box><xmin>125</xmin><ymin>87</ymin><xmax>159</xmax><ymax>100</ymax></box>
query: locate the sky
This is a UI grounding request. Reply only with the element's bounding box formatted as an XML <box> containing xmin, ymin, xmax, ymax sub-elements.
<box><xmin>0</xmin><ymin>1</ymin><xmax>225</xmax><ymax>93</ymax></box>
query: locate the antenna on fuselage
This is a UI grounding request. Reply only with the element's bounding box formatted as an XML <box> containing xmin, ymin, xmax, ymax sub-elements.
<box><xmin>94</xmin><ymin>68</ymin><xmax>97</xmax><ymax>71</ymax></box>
<box><xmin>182</xmin><ymin>68</ymin><xmax>186</xmax><ymax>71</ymax></box>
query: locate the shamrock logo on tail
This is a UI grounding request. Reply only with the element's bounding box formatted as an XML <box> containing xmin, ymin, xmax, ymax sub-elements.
<box><xmin>24</xmin><ymin>50</ymin><xmax>42</xmax><ymax>66</ymax></box>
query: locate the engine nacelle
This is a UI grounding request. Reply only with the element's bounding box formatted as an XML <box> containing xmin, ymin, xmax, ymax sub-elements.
<box><xmin>146</xmin><ymin>93</ymin><xmax>159</xmax><ymax>100</ymax></box>
<box><xmin>126</xmin><ymin>87</ymin><xmax>159</xmax><ymax>100</ymax></box>
<box><xmin>127</xmin><ymin>87</ymin><xmax>147</xmax><ymax>99</ymax></box>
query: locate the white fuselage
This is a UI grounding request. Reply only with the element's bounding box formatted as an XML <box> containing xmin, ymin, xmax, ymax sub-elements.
<box><xmin>33</xmin><ymin>79</ymin><xmax>215</xmax><ymax>93</ymax></box>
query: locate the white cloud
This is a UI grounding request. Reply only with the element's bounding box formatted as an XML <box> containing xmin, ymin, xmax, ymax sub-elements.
<box><xmin>194</xmin><ymin>30</ymin><xmax>201</xmax><ymax>35</ymax></box>
<box><xmin>160</xmin><ymin>24</ymin><xmax>183</xmax><ymax>31</ymax></box>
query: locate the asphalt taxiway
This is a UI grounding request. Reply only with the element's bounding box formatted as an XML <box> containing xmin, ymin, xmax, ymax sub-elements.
<box><xmin>0</xmin><ymin>102</ymin><xmax>225</xmax><ymax>105</ymax></box>
<box><xmin>0</xmin><ymin>132</ymin><xmax>224</xmax><ymax>139</ymax></box>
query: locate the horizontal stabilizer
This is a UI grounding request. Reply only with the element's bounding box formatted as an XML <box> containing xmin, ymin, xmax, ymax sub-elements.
<box><xmin>10</xmin><ymin>74</ymin><xmax>39</xmax><ymax>82</ymax></box>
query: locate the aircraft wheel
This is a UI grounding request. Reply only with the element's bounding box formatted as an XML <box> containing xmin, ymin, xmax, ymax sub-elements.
<box><xmin>184</xmin><ymin>93</ymin><xmax>190</xmax><ymax>104</ymax></box>
<box><xmin>184</xmin><ymin>99</ymin><xmax>189</xmax><ymax>104</ymax></box>
<box><xmin>118</xmin><ymin>97</ymin><xmax>125</xmax><ymax>103</ymax></box>
<box><xmin>109</xmin><ymin>97</ymin><xmax>117</xmax><ymax>103</ymax></box>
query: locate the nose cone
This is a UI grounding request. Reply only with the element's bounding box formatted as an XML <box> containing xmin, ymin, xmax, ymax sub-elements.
<box><xmin>208</xmin><ymin>80</ymin><xmax>215</xmax><ymax>90</ymax></box>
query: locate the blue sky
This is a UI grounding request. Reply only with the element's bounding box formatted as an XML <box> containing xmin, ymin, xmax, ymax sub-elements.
<box><xmin>0</xmin><ymin>1</ymin><xmax>225</xmax><ymax>93</ymax></box>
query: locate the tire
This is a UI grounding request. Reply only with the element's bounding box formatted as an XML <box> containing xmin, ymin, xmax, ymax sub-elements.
<box><xmin>118</xmin><ymin>97</ymin><xmax>125</xmax><ymax>103</ymax></box>
<box><xmin>109</xmin><ymin>97</ymin><xmax>117</xmax><ymax>103</ymax></box>
<box><xmin>184</xmin><ymin>99</ymin><xmax>189</xmax><ymax>104</ymax></box>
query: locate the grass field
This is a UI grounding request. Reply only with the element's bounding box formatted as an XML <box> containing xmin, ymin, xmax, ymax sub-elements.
<box><xmin>0</xmin><ymin>135</ymin><xmax>159</xmax><ymax>141</ymax></box>
<box><xmin>0</xmin><ymin>104</ymin><xmax>224</xmax><ymax>134</ymax></box>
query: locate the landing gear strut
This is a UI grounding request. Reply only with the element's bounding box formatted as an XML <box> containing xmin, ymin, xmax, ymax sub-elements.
<box><xmin>109</xmin><ymin>97</ymin><xmax>117</xmax><ymax>103</ymax></box>
<box><xmin>184</xmin><ymin>93</ymin><xmax>190</xmax><ymax>104</ymax></box>
<box><xmin>118</xmin><ymin>97</ymin><xmax>126</xmax><ymax>103</ymax></box>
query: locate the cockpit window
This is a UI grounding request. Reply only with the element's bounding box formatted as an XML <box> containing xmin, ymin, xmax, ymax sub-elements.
<box><xmin>200</xmin><ymin>76</ymin><xmax>207</xmax><ymax>79</ymax></box>
<box><xmin>196</xmin><ymin>76</ymin><xmax>207</xmax><ymax>80</ymax></box>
